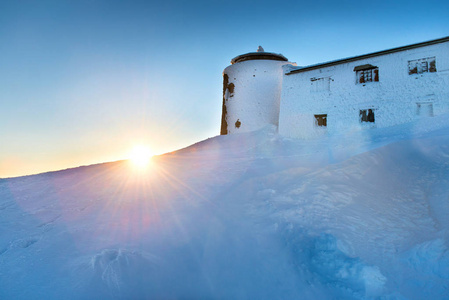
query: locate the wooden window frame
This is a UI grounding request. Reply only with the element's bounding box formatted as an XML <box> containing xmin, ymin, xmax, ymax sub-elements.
<box><xmin>314</xmin><ymin>114</ymin><xmax>327</xmax><ymax>127</ymax></box>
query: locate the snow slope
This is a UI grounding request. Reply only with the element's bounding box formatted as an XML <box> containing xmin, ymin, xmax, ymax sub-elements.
<box><xmin>1</xmin><ymin>115</ymin><xmax>449</xmax><ymax>299</ymax></box>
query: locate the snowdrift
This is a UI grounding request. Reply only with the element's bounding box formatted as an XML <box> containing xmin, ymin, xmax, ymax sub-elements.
<box><xmin>1</xmin><ymin>115</ymin><xmax>449</xmax><ymax>299</ymax></box>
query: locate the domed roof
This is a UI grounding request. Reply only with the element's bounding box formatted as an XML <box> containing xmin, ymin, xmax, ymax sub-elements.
<box><xmin>231</xmin><ymin>46</ymin><xmax>288</xmax><ymax>64</ymax></box>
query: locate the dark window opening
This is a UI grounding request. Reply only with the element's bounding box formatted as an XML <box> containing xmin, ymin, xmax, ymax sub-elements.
<box><xmin>360</xmin><ymin>109</ymin><xmax>375</xmax><ymax>123</ymax></box>
<box><xmin>356</xmin><ymin>68</ymin><xmax>379</xmax><ymax>84</ymax></box>
<box><xmin>374</xmin><ymin>69</ymin><xmax>379</xmax><ymax>81</ymax></box>
<box><xmin>354</xmin><ymin>64</ymin><xmax>379</xmax><ymax>84</ymax></box>
<box><xmin>314</xmin><ymin>114</ymin><xmax>327</xmax><ymax>127</ymax></box>
<box><xmin>408</xmin><ymin>57</ymin><xmax>436</xmax><ymax>75</ymax></box>
<box><xmin>429</xmin><ymin>60</ymin><xmax>437</xmax><ymax>72</ymax></box>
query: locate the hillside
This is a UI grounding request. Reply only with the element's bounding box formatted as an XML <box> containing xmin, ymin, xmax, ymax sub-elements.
<box><xmin>1</xmin><ymin>115</ymin><xmax>449</xmax><ymax>299</ymax></box>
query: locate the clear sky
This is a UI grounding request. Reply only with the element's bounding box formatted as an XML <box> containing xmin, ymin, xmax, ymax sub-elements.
<box><xmin>1</xmin><ymin>0</ymin><xmax>448</xmax><ymax>178</ymax></box>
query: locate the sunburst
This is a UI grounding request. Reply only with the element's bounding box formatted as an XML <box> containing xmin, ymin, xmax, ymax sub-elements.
<box><xmin>129</xmin><ymin>145</ymin><xmax>153</xmax><ymax>169</ymax></box>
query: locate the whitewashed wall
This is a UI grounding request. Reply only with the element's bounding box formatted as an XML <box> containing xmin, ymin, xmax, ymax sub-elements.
<box><xmin>279</xmin><ymin>42</ymin><xmax>449</xmax><ymax>139</ymax></box>
<box><xmin>223</xmin><ymin>59</ymin><xmax>292</xmax><ymax>134</ymax></box>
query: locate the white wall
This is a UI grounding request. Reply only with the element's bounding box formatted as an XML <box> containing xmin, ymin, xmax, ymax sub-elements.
<box><xmin>223</xmin><ymin>59</ymin><xmax>292</xmax><ymax>134</ymax></box>
<box><xmin>279</xmin><ymin>42</ymin><xmax>449</xmax><ymax>139</ymax></box>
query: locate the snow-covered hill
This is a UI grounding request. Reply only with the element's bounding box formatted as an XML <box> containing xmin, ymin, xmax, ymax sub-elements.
<box><xmin>1</xmin><ymin>115</ymin><xmax>449</xmax><ymax>299</ymax></box>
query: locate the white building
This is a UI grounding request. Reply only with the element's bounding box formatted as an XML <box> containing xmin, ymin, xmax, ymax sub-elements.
<box><xmin>220</xmin><ymin>37</ymin><xmax>449</xmax><ymax>138</ymax></box>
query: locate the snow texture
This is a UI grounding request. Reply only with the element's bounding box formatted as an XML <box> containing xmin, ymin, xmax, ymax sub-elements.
<box><xmin>1</xmin><ymin>114</ymin><xmax>449</xmax><ymax>299</ymax></box>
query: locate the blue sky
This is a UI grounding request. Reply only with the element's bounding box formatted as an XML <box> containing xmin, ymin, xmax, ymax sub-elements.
<box><xmin>1</xmin><ymin>0</ymin><xmax>448</xmax><ymax>177</ymax></box>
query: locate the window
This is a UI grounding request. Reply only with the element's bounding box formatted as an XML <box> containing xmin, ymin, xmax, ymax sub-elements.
<box><xmin>354</xmin><ymin>64</ymin><xmax>379</xmax><ymax>84</ymax></box>
<box><xmin>310</xmin><ymin>77</ymin><xmax>331</xmax><ymax>93</ymax></box>
<box><xmin>408</xmin><ymin>57</ymin><xmax>436</xmax><ymax>75</ymax></box>
<box><xmin>416</xmin><ymin>102</ymin><xmax>434</xmax><ymax>117</ymax></box>
<box><xmin>360</xmin><ymin>109</ymin><xmax>375</xmax><ymax>123</ymax></box>
<box><xmin>314</xmin><ymin>114</ymin><xmax>327</xmax><ymax>127</ymax></box>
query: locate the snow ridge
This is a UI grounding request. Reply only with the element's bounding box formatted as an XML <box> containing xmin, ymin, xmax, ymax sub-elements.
<box><xmin>1</xmin><ymin>115</ymin><xmax>449</xmax><ymax>299</ymax></box>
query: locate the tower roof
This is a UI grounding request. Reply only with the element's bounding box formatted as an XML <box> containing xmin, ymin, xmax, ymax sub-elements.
<box><xmin>231</xmin><ymin>47</ymin><xmax>288</xmax><ymax>64</ymax></box>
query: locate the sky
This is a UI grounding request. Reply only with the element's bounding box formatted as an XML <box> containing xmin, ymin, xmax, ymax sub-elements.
<box><xmin>1</xmin><ymin>0</ymin><xmax>448</xmax><ymax>178</ymax></box>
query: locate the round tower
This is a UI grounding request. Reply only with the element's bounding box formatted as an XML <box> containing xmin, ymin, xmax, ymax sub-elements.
<box><xmin>220</xmin><ymin>47</ymin><xmax>292</xmax><ymax>135</ymax></box>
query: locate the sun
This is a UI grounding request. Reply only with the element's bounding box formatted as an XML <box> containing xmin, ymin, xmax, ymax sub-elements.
<box><xmin>129</xmin><ymin>145</ymin><xmax>153</xmax><ymax>168</ymax></box>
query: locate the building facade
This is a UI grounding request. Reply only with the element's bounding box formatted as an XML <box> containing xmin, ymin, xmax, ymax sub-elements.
<box><xmin>221</xmin><ymin>37</ymin><xmax>449</xmax><ymax>138</ymax></box>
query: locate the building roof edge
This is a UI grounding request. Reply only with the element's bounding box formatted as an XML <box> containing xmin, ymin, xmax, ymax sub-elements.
<box><xmin>286</xmin><ymin>36</ymin><xmax>449</xmax><ymax>75</ymax></box>
<box><xmin>231</xmin><ymin>52</ymin><xmax>288</xmax><ymax>64</ymax></box>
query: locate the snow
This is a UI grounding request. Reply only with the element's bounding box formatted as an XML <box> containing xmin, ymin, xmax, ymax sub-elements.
<box><xmin>1</xmin><ymin>114</ymin><xmax>449</xmax><ymax>299</ymax></box>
